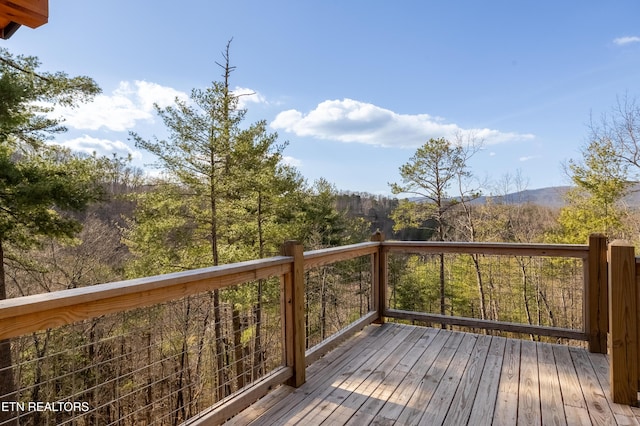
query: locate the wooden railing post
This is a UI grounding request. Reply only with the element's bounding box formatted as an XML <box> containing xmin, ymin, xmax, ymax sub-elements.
<box><xmin>607</xmin><ymin>240</ymin><xmax>637</xmax><ymax>405</ymax></box>
<box><xmin>370</xmin><ymin>231</ymin><xmax>385</xmax><ymax>324</ymax></box>
<box><xmin>281</xmin><ymin>241</ymin><xmax>305</xmax><ymax>387</ymax></box>
<box><xmin>587</xmin><ymin>233</ymin><xmax>608</xmax><ymax>353</ymax></box>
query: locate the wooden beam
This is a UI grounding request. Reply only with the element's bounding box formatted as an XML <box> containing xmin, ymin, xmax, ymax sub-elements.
<box><xmin>303</xmin><ymin>242</ymin><xmax>379</xmax><ymax>270</ymax></box>
<box><xmin>187</xmin><ymin>366</ymin><xmax>293</xmax><ymax>425</ymax></box>
<box><xmin>305</xmin><ymin>311</ymin><xmax>378</xmax><ymax>365</ymax></box>
<box><xmin>385</xmin><ymin>309</ymin><xmax>587</xmax><ymax>341</ymax></box>
<box><xmin>608</xmin><ymin>240</ymin><xmax>637</xmax><ymax>405</ymax></box>
<box><xmin>383</xmin><ymin>241</ymin><xmax>589</xmax><ymax>259</ymax></box>
<box><xmin>281</xmin><ymin>241</ymin><xmax>305</xmax><ymax>387</ymax></box>
<box><xmin>587</xmin><ymin>234</ymin><xmax>608</xmax><ymax>353</ymax></box>
<box><xmin>0</xmin><ymin>0</ymin><xmax>48</xmax><ymax>28</ymax></box>
<box><xmin>370</xmin><ymin>231</ymin><xmax>384</xmax><ymax>324</ymax></box>
<box><xmin>0</xmin><ymin>257</ymin><xmax>292</xmax><ymax>340</ymax></box>
<box><xmin>637</xmin><ymin>258</ymin><xmax>640</xmax><ymax>389</ymax></box>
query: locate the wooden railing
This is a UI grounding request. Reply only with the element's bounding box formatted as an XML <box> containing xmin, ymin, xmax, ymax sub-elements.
<box><xmin>380</xmin><ymin>238</ymin><xmax>597</xmax><ymax>342</ymax></box>
<box><xmin>0</xmin><ymin>240</ymin><xmax>381</xmax><ymax>425</ymax></box>
<box><xmin>0</xmin><ymin>233</ymin><xmax>632</xmax><ymax>426</ymax></box>
<box><xmin>607</xmin><ymin>240</ymin><xmax>639</xmax><ymax>406</ymax></box>
<box><xmin>0</xmin><ymin>255</ymin><xmax>298</xmax><ymax>425</ymax></box>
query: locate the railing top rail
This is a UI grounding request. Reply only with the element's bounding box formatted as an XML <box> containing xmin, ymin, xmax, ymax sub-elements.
<box><xmin>382</xmin><ymin>240</ymin><xmax>589</xmax><ymax>258</ymax></box>
<box><xmin>303</xmin><ymin>241</ymin><xmax>380</xmax><ymax>270</ymax></box>
<box><xmin>0</xmin><ymin>256</ymin><xmax>292</xmax><ymax>340</ymax></box>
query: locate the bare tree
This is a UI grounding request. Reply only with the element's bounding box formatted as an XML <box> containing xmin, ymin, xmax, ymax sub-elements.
<box><xmin>390</xmin><ymin>135</ymin><xmax>480</xmax><ymax>325</ymax></box>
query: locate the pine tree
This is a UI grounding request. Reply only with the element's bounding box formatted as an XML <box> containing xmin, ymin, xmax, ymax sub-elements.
<box><xmin>389</xmin><ymin>137</ymin><xmax>473</xmax><ymax>322</ymax></box>
<box><xmin>128</xmin><ymin>40</ymin><xmax>305</xmax><ymax>402</ymax></box>
<box><xmin>0</xmin><ymin>48</ymin><xmax>100</xmax><ymax>424</ymax></box>
<box><xmin>551</xmin><ymin>136</ymin><xmax>631</xmax><ymax>243</ymax></box>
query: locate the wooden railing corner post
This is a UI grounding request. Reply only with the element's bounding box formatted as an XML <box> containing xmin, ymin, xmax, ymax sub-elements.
<box><xmin>607</xmin><ymin>239</ymin><xmax>638</xmax><ymax>405</ymax></box>
<box><xmin>370</xmin><ymin>231</ymin><xmax>386</xmax><ymax>324</ymax></box>
<box><xmin>587</xmin><ymin>233</ymin><xmax>608</xmax><ymax>353</ymax></box>
<box><xmin>281</xmin><ymin>240</ymin><xmax>305</xmax><ymax>387</ymax></box>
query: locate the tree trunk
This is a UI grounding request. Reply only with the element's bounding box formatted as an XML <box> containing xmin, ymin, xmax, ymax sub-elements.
<box><xmin>253</xmin><ymin>193</ymin><xmax>265</xmax><ymax>381</ymax></box>
<box><xmin>439</xmin><ymin>253</ymin><xmax>446</xmax><ymax>329</ymax></box>
<box><xmin>0</xmin><ymin>241</ymin><xmax>17</xmax><ymax>426</ymax></box>
<box><xmin>213</xmin><ymin>290</ymin><xmax>227</xmax><ymax>399</ymax></box>
<box><xmin>305</xmin><ymin>274</ymin><xmax>310</xmax><ymax>349</ymax></box>
<box><xmin>252</xmin><ymin>282</ymin><xmax>264</xmax><ymax>381</ymax></box>
<box><xmin>29</xmin><ymin>331</ymin><xmax>49</xmax><ymax>426</ymax></box>
<box><xmin>145</xmin><ymin>330</ymin><xmax>153</xmax><ymax>425</ymax></box>
<box><xmin>359</xmin><ymin>266</ymin><xmax>364</xmax><ymax>316</ymax></box>
<box><xmin>471</xmin><ymin>254</ymin><xmax>487</xmax><ymax>321</ymax></box>
<box><xmin>193</xmin><ymin>298</ymin><xmax>211</xmax><ymax>412</ymax></box>
<box><xmin>232</xmin><ymin>308</ymin><xmax>245</xmax><ymax>390</ymax></box>
<box><xmin>209</xmin><ymin>180</ymin><xmax>227</xmax><ymax>400</ymax></box>
<box><xmin>173</xmin><ymin>299</ymin><xmax>190</xmax><ymax>426</ymax></box>
<box><xmin>436</xmin><ymin>217</ymin><xmax>446</xmax><ymax>329</ymax></box>
<box><xmin>519</xmin><ymin>259</ymin><xmax>535</xmax><ymax>341</ymax></box>
<box><xmin>538</xmin><ymin>289</ymin><xmax>556</xmax><ymax>327</ymax></box>
<box><xmin>321</xmin><ymin>268</ymin><xmax>327</xmax><ymax>341</ymax></box>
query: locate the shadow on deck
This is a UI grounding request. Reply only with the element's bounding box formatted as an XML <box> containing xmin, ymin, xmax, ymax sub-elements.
<box><xmin>226</xmin><ymin>323</ymin><xmax>640</xmax><ymax>426</ymax></box>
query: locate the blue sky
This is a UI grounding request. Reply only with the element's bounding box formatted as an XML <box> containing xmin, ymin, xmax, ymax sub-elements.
<box><xmin>4</xmin><ymin>1</ymin><xmax>640</xmax><ymax>195</ymax></box>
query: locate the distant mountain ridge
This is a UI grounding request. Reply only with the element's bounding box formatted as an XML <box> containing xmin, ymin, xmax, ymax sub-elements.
<box><xmin>473</xmin><ymin>186</ymin><xmax>572</xmax><ymax>209</ymax></box>
<box><xmin>409</xmin><ymin>184</ymin><xmax>640</xmax><ymax>209</ymax></box>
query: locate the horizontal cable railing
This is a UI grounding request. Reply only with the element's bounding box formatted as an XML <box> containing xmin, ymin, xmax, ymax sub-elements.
<box><xmin>0</xmin><ymin>257</ymin><xmax>294</xmax><ymax>425</ymax></box>
<box><xmin>0</xmin><ymin>234</ymin><xmax>612</xmax><ymax>424</ymax></box>
<box><xmin>0</xmin><ymin>241</ymin><xmax>384</xmax><ymax>425</ymax></box>
<box><xmin>382</xmin><ymin>242</ymin><xmax>588</xmax><ymax>341</ymax></box>
<box><xmin>302</xmin><ymin>243</ymin><xmax>379</xmax><ymax>365</ymax></box>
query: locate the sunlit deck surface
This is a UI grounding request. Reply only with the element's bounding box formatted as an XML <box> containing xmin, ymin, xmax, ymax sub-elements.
<box><xmin>226</xmin><ymin>323</ymin><xmax>640</xmax><ymax>426</ymax></box>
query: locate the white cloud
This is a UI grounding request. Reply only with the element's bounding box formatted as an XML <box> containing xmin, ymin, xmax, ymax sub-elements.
<box><xmin>134</xmin><ymin>81</ymin><xmax>187</xmax><ymax>111</ymax></box>
<box><xmin>55</xmin><ymin>135</ymin><xmax>142</xmax><ymax>159</ymax></box>
<box><xmin>519</xmin><ymin>155</ymin><xmax>540</xmax><ymax>162</ymax></box>
<box><xmin>282</xmin><ymin>155</ymin><xmax>302</xmax><ymax>168</ymax></box>
<box><xmin>53</xmin><ymin>81</ymin><xmax>188</xmax><ymax>132</ymax></box>
<box><xmin>233</xmin><ymin>86</ymin><xmax>268</xmax><ymax>109</ymax></box>
<box><xmin>271</xmin><ymin>99</ymin><xmax>534</xmax><ymax>148</ymax></box>
<box><xmin>613</xmin><ymin>36</ymin><xmax>640</xmax><ymax>46</ymax></box>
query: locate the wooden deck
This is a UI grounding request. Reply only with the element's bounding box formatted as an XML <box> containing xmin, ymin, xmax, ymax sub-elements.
<box><xmin>226</xmin><ymin>323</ymin><xmax>640</xmax><ymax>425</ymax></box>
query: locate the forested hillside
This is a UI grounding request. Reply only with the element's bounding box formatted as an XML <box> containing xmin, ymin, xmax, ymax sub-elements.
<box><xmin>2</xmin><ymin>44</ymin><xmax>640</xmax><ymax>424</ymax></box>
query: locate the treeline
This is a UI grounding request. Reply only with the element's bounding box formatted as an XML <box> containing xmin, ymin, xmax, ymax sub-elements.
<box><xmin>0</xmin><ymin>44</ymin><xmax>378</xmax><ymax>424</ymax></box>
<box><xmin>3</xmin><ymin>42</ymin><xmax>640</xmax><ymax>424</ymax></box>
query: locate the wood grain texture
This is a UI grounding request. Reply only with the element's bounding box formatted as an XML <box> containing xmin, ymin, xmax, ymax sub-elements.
<box><xmin>383</xmin><ymin>241</ymin><xmax>589</xmax><ymax>259</ymax></box>
<box><xmin>303</xmin><ymin>242</ymin><xmax>379</xmax><ymax>270</ymax></box>
<box><xmin>282</xmin><ymin>241</ymin><xmax>305</xmax><ymax>387</ymax></box>
<box><xmin>552</xmin><ymin>344</ymin><xmax>587</xmax><ymax>410</ymax></box>
<box><xmin>417</xmin><ymin>333</ymin><xmax>477</xmax><ymax>425</ymax></box>
<box><xmin>237</xmin><ymin>324</ymin><xmax>640</xmax><ymax>426</ymax></box>
<box><xmin>537</xmin><ymin>343</ymin><xmax>567</xmax><ymax>426</ymax></box>
<box><xmin>386</xmin><ymin>309</ymin><xmax>587</xmax><ymax>341</ymax></box>
<box><xmin>587</xmin><ymin>233</ymin><xmax>608</xmax><ymax>353</ymax></box>
<box><xmin>395</xmin><ymin>331</ymin><xmax>464</xmax><ymax>425</ymax></box>
<box><xmin>0</xmin><ymin>258</ymin><xmax>292</xmax><ymax>340</ymax></box>
<box><xmin>588</xmin><ymin>351</ymin><xmax>640</xmax><ymax>426</ymax></box>
<box><xmin>189</xmin><ymin>366</ymin><xmax>293</xmax><ymax>426</ymax></box>
<box><xmin>467</xmin><ymin>336</ymin><xmax>506</xmax><ymax>426</ymax></box>
<box><xmin>370</xmin><ymin>232</ymin><xmax>385</xmax><ymax>325</ymax></box>
<box><xmin>518</xmin><ymin>340</ymin><xmax>541</xmax><ymax>426</ymax></box>
<box><xmin>493</xmin><ymin>338</ymin><xmax>521</xmax><ymax>426</ymax></box>
<box><xmin>442</xmin><ymin>334</ymin><xmax>491</xmax><ymax>426</ymax></box>
<box><xmin>608</xmin><ymin>241</ymin><xmax>638</xmax><ymax>405</ymax></box>
<box><xmin>0</xmin><ymin>0</ymin><xmax>48</xmax><ymax>28</ymax></box>
<box><xmin>368</xmin><ymin>329</ymin><xmax>449</xmax><ymax>424</ymax></box>
<box><xmin>571</xmin><ymin>347</ymin><xmax>617</xmax><ymax>425</ymax></box>
<box><xmin>305</xmin><ymin>311</ymin><xmax>378</xmax><ymax>366</ymax></box>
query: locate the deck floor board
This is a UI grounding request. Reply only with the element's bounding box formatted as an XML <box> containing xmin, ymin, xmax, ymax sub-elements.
<box><xmin>225</xmin><ymin>323</ymin><xmax>635</xmax><ymax>426</ymax></box>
